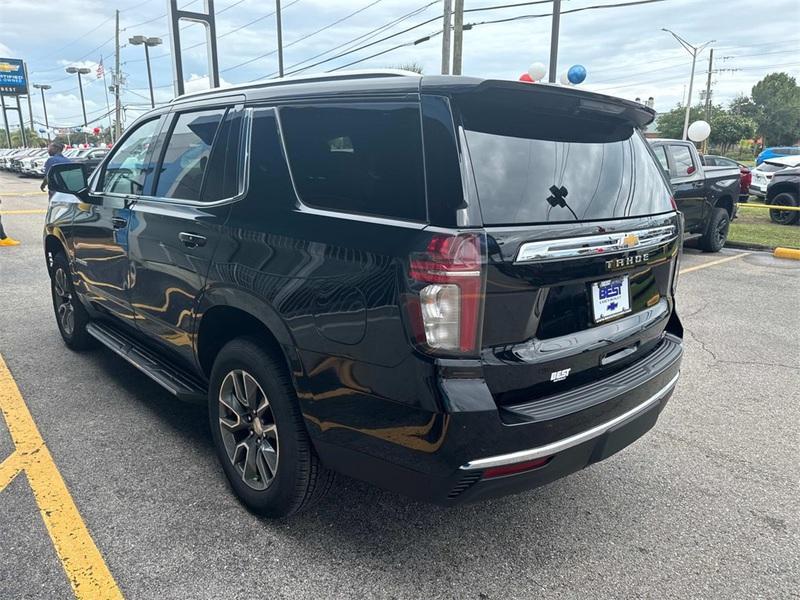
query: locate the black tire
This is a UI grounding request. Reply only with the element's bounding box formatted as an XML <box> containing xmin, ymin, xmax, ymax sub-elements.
<box><xmin>50</xmin><ymin>252</ymin><xmax>95</xmax><ymax>350</ymax></box>
<box><xmin>208</xmin><ymin>338</ymin><xmax>334</xmax><ymax>518</ymax></box>
<box><xmin>700</xmin><ymin>207</ymin><xmax>730</xmax><ymax>252</ymax></box>
<box><xmin>768</xmin><ymin>192</ymin><xmax>799</xmax><ymax>226</ymax></box>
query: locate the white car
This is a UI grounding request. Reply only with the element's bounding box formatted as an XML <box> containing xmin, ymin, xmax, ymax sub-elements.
<box><xmin>750</xmin><ymin>155</ymin><xmax>800</xmax><ymax>198</ymax></box>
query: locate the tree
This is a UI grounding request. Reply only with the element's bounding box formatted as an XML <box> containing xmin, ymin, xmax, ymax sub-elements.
<box><xmin>392</xmin><ymin>61</ymin><xmax>423</xmax><ymax>74</ymax></box>
<box><xmin>729</xmin><ymin>94</ymin><xmax>758</xmax><ymax>120</ymax></box>
<box><xmin>709</xmin><ymin>112</ymin><xmax>755</xmax><ymax>151</ymax></box>
<box><xmin>751</xmin><ymin>72</ymin><xmax>800</xmax><ymax>146</ymax></box>
<box><xmin>655</xmin><ymin>104</ymin><xmax>709</xmax><ymax>139</ymax></box>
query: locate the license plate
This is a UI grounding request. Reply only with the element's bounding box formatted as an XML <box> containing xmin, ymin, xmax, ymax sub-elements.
<box><xmin>591</xmin><ymin>277</ymin><xmax>631</xmax><ymax>323</ymax></box>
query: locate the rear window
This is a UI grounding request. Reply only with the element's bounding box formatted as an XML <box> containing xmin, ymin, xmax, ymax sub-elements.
<box><xmin>461</xmin><ymin>104</ymin><xmax>673</xmax><ymax>225</ymax></box>
<box><xmin>760</xmin><ymin>162</ymin><xmax>793</xmax><ymax>173</ymax></box>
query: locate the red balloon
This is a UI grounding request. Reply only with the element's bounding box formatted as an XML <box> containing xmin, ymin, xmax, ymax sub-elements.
<box><xmin>519</xmin><ymin>72</ymin><xmax>534</xmax><ymax>83</ymax></box>
<box><xmin>93</xmin><ymin>127</ymin><xmax>101</xmax><ymax>135</ymax></box>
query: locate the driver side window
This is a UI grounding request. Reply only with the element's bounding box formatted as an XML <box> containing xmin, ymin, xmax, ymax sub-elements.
<box><xmin>99</xmin><ymin>118</ymin><xmax>161</xmax><ymax>195</ymax></box>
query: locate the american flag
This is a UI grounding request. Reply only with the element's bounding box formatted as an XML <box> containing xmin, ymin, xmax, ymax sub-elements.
<box><xmin>96</xmin><ymin>58</ymin><xmax>104</xmax><ymax>79</ymax></box>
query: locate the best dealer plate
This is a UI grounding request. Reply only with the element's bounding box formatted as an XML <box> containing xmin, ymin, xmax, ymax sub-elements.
<box><xmin>591</xmin><ymin>276</ymin><xmax>631</xmax><ymax>323</ymax></box>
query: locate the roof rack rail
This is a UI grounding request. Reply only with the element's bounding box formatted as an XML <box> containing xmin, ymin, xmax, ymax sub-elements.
<box><xmin>169</xmin><ymin>69</ymin><xmax>420</xmax><ymax>103</ymax></box>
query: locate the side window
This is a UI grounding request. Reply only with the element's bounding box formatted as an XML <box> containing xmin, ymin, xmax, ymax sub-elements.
<box><xmin>155</xmin><ymin>108</ymin><xmax>226</xmax><ymax>201</ymax></box>
<box><xmin>279</xmin><ymin>102</ymin><xmax>427</xmax><ymax>221</ymax></box>
<box><xmin>669</xmin><ymin>144</ymin><xmax>696</xmax><ymax>177</ymax></box>
<box><xmin>248</xmin><ymin>107</ymin><xmax>295</xmax><ymax>205</ymax></box>
<box><xmin>100</xmin><ymin>118</ymin><xmax>161</xmax><ymax>195</ymax></box>
<box><xmin>202</xmin><ymin>108</ymin><xmax>244</xmax><ymax>202</ymax></box>
<box><xmin>653</xmin><ymin>145</ymin><xmax>670</xmax><ymax>173</ymax></box>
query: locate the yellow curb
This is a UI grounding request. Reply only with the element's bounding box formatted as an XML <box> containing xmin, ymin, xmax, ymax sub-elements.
<box><xmin>0</xmin><ymin>209</ymin><xmax>47</xmax><ymax>215</ymax></box>
<box><xmin>738</xmin><ymin>203</ymin><xmax>800</xmax><ymax>212</ymax></box>
<box><xmin>773</xmin><ymin>247</ymin><xmax>800</xmax><ymax>260</ymax></box>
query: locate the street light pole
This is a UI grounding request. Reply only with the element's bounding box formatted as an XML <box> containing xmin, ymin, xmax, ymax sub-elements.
<box><xmin>275</xmin><ymin>0</ymin><xmax>284</xmax><ymax>77</ymax></box>
<box><xmin>661</xmin><ymin>28</ymin><xmax>714</xmax><ymax>140</ymax></box>
<box><xmin>32</xmin><ymin>84</ymin><xmax>52</xmax><ymax>142</ymax></box>
<box><xmin>129</xmin><ymin>35</ymin><xmax>162</xmax><ymax>108</ymax></box>
<box><xmin>66</xmin><ymin>66</ymin><xmax>91</xmax><ymax>143</ymax></box>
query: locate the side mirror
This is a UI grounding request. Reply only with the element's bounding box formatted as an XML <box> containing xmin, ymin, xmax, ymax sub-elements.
<box><xmin>48</xmin><ymin>163</ymin><xmax>92</xmax><ymax>201</ymax></box>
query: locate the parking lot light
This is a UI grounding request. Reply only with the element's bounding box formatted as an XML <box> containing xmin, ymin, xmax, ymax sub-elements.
<box><xmin>32</xmin><ymin>84</ymin><xmax>52</xmax><ymax>142</ymax></box>
<box><xmin>129</xmin><ymin>35</ymin><xmax>162</xmax><ymax>108</ymax></box>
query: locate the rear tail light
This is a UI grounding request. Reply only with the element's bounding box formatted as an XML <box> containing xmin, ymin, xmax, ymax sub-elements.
<box><xmin>408</xmin><ymin>233</ymin><xmax>486</xmax><ymax>355</ymax></box>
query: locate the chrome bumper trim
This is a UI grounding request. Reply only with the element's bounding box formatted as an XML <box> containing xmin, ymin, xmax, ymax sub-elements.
<box><xmin>460</xmin><ymin>372</ymin><xmax>680</xmax><ymax>471</ymax></box>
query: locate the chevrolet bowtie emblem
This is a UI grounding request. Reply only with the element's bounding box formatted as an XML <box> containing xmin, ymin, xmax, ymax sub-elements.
<box><xmin>0</xmin><ymin>62</ymin><xmax>20</xmax><ymax>73</ymax></box>
<box><xmin>621</xmin><ymin>233</ymin><xmax>640</xmax><ymax>248</ymax></box>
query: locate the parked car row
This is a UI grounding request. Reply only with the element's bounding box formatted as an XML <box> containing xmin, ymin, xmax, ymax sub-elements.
<box><xmin>0</xmin><ymin>146</ymin><xmax>109</xmax><ymax>177</ymax></box>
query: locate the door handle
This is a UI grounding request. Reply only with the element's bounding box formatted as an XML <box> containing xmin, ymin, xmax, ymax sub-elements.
<box><xmin>111</xmin><ymin>217</ymin><xmax>128</xmax><ymax>229</ymax></box>
<box><xmin>179</xmin><ymin>232</ymin><xmax>207</xmax><ymax>248</ymax></box>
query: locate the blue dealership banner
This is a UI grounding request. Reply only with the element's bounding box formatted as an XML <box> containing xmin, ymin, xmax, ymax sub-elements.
<box><xmin>0</xmin><ymin>58</ymin><xmax>28</xmax><ymax>95</ymax></box>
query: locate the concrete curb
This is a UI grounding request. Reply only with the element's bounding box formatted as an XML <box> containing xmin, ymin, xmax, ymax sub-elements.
<box><xmin>724</xmin><ymin>241</ymin><xmax>773</xmax><ymax>252</ymax></box>
<box><xmin>773</xmin><ymin>247</ymin><xmax>800</xmax><ymax>260</ymax></box>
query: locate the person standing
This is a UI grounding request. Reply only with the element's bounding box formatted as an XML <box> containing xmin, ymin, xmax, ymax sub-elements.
<box><xmin>40</xmin><ymin>142</ymin><xmax>72</xmax><ymax>194</ymax></box>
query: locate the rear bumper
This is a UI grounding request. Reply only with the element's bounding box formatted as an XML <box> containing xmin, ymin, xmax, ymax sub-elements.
<box><xmin>313</xmin><ymin>333</ymin><xmax>682</xmax><ymax>505</ymax></box>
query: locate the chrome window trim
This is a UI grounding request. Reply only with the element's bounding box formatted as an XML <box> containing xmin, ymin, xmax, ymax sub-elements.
<box><xmin>514</xmin><ymin>225</ymin><xmax>677</xmax><ymax>263</ymax></box>
<box><xmin>96</xmin><ymin>107</ymin><xmax>252</xmax><ymax>209</ymax></box>
<box><xmin>460</xmin><ymin>372</ymin><xmax>680</xmax><ymax>470</ymax></box>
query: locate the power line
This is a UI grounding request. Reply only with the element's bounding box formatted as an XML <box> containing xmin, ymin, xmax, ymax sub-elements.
<box><xmin>465</xmin><ymin>0</ymin><xmax>669</xmax><ymax>27</ymax></box>
<box><xmin>219</xmin><ymin>0</ymin><xmax>392</xmax><ymax>74</ymax></box>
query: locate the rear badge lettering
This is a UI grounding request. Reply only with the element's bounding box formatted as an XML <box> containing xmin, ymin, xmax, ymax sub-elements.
<box><xmin>550</xmin><ymin>368</ymin><xmax>571</xmax><ymax>382</ymax></box>
<box><xmin>605</xmin><ymin>252</ymin><xmax>649</xmax><ymax>271</ymax></box>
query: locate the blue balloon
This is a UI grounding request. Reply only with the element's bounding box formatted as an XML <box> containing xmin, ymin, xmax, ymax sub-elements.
<box><xmin>568</xmin><ymin>64</ymin><xmax>587</xmax><ymax>84</ymax></box>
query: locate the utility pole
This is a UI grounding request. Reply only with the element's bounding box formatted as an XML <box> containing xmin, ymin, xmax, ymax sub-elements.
<box><xmin>452</xmin><ymin>0</ymin><xmax>464</xmax><ymax>75</ymax></box>
<box><xmin>702</xmin><ymin>48</ymin><xmax>714</xmax><ymax>153</ymax></box>
<box><xmin>114</xmin><ymin>9</ymin><xmax>122</xmax><ymax>141</ymax></box>
<box><xmin>0</xmin><ymin>95</ymin><xmax>11</xmax><ymax>147</ymax></box>
<box><xmin>441</xmin><ymin>0</ymin><xmax>452</xmax><ymax>74</ymax></box>
<box><xmin>661</xmin><ymin>28</ymin><xmax>714</xmax><ymax>141</ymax></box>
<box><xmin>548</xmin><ymin>0</ymin><xmax>562</xmax><ymax>83</ymax></box>
<box><xmin>276</xmin><ymin>0</ymin><xmax>284</xmax><ymax>77</ymax></box>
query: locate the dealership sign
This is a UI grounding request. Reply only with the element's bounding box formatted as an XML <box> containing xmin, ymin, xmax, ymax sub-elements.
<box><xmin>0</xmin><ymin>58</ymin><xmax>28</xmax><ymax>95</ymax></box>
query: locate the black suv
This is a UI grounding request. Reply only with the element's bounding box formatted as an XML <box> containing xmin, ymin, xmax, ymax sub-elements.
<box><xmin>45</xmin><ymin>72</ymin><xmax>683</xmax><ymax>517</ymax></box>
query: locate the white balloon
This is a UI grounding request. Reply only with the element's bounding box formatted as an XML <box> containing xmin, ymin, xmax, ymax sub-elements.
<box><xmin>527</xmin><ymin>62</ymin><xmax>546</xmax><ymax>81</ymax></box>
<box><xmin>687</xmin><ymin>120</ymin><xmax>711</xmax><ymax>142</ymax></box>
<box><xmin>560</xmin><ymin>71</ymin><xmax>571</xmax><ymax>85</ymax></box>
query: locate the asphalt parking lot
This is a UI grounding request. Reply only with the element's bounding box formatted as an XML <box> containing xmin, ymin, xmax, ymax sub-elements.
<box><xmin>1</xmin><ymin>172</ymin><xmax>798</xmax><ymax>599</ymax></box>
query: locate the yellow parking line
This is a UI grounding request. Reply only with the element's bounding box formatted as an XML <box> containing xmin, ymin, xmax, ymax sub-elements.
<box><xmin>0</xmin><ymin>209</ymin><xmax>47</xmax><ymax>215</ymax></box>
<box><xmin>0</xmin><ymin>354</ymin><xmax>123</xmax><ymax>600</ymax></box>
<box><xmin>680</xmin><ymin>252</ymin><xmax>750</xmax><ymax>274</ymax></box>
<box><xmin>0</xmin><ymin>192</ymin><xmax>46</xmax><ymax>197</ymax></box>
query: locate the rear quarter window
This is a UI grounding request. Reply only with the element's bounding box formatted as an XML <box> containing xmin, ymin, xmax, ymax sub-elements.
<box><xmin>279</xmin><ymin>102</ymin><xmax>427</xmax><ymax>221</ymax></box>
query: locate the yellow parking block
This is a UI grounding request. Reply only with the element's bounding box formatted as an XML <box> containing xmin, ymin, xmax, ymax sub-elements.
<box><xmin>0</xmin><ymin>354</ymin><xmax>123</xmax><ymax>600</ymax></box>
<box><xmin>774</xmin><ymin>247</ymin><xmax>800</xmax><ymax>260</ymax></box>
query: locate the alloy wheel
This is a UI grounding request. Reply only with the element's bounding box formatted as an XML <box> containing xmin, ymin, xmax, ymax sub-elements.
<box><xmin>715</xmin><ymin>216</ymin><xmax>729</xmax><ymax>247</ymax></box>
<box><xmin>53</xmin><ymin>268</ymin><xmax>75</xmax><ymax>336</ymax></box>
<box><xmin>218</xmin><ymin>369</ymin><xmax>279</xmax><ymax>491</ymax></box>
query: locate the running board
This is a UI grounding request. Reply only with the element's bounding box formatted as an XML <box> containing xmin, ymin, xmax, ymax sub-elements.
<box><xmin>86</xmin><ymin>322</ymin><xmax>207</xmax><ymax>404</ymax></box>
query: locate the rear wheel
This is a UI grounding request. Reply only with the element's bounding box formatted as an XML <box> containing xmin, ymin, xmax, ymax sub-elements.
<box><xmin>700</xmin><ymin>207</ymin><xmax>730</xmax><ymax>252</ymax></box>
<box><xmin>208</xmin><ymin>338</ymin><xmax>334</xmax><ymax>517</ymax></box>
<box><xmin>768</xmin><ymin>192</ymin><xmax>799</xmax><ymax>226</ymax></box>
<box><xmin>50</xmin><ymin>252</ymin><xmax>95</xmax><ymax>350</ymax></box>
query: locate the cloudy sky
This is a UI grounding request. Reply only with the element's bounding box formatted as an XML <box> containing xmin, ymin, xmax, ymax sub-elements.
<box><xmin>1</xmin><ymin>0</ymin><xmax>798</xmax><ymax>131</ymax></box>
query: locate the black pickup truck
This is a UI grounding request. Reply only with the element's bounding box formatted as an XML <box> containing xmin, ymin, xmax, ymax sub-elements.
<box><xmin>649</xmin><ymin>139</ymin><xmax>740</xmax><ymax>252</ymax></box>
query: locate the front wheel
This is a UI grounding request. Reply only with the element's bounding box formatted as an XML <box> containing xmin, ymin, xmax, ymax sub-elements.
<box><xmin>208</xmin><ymin>338</ymin><xmax>335</xmax><ymax>518</ymax></box>
<box><xmin>768</xmin><ymin>192</ymin><xmax>799</xmax><ymax>226</ymax></box>
<box><xmin>50</xmin><ymin>253</ymin><xmax>95</xmax><ymax>350</ymax></box>
<box><xmin>700</xmin><ymin>207</ymin><xmax>730</xmax><ymax>252</ymax></box>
